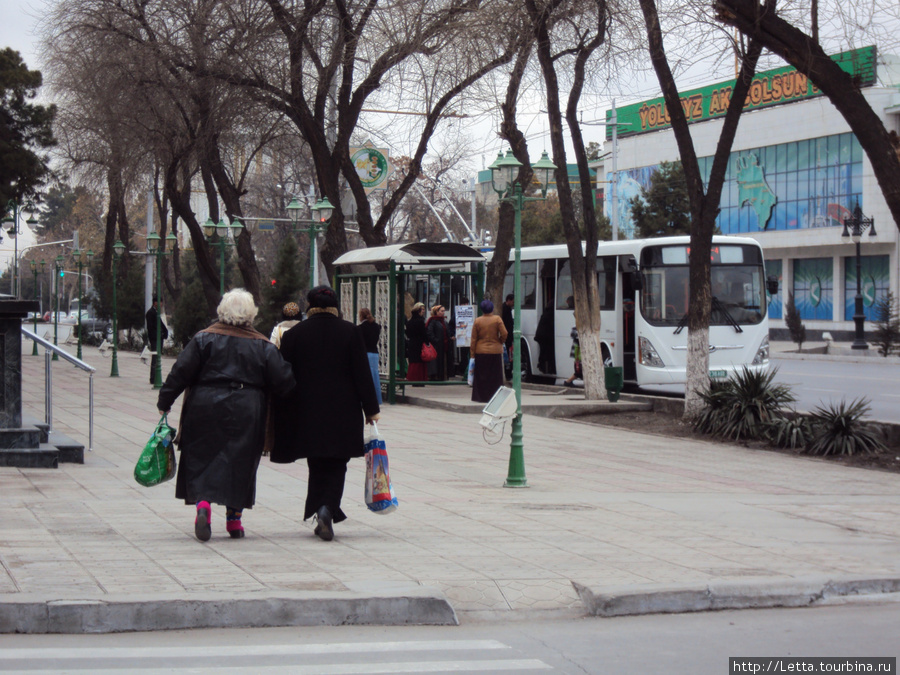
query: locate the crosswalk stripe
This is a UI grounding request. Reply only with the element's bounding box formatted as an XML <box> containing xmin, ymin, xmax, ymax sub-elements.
<box><xmin>3</xmin><ymin>659</ymin><xmax>553</xmax><ymax>674</ymax></box>
<box><xmin>0</xmin><ymin>639</ymin><xmax>510</xmax><ymax>660</ymax></box>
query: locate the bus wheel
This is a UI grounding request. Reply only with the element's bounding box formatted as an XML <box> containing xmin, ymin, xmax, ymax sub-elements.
<box><xmin>602</xmin><ymin>345</ymin><xmax>614</xmax><ymax>368</ymax></box>
<box><xmin>520</xmin><ymin>340</ymin><xmax>534</xmax><ymax>383</ymax></box>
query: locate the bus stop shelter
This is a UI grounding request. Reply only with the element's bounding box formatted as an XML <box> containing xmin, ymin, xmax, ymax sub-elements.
<box><xmin>333</xmin><ymin>242</ymin><xmax>486</xmax><ymax>404</ymax></box>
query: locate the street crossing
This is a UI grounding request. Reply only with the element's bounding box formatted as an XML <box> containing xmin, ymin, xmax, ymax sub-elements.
<box><xmin>0</xmin><ymin>639</ymin><xmax>554</xmax><ymax>673</ymax></box>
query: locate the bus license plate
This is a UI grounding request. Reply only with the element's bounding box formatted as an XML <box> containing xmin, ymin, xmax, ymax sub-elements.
<box><xmin>709</xmin><ymin>369</ymin><xmax>727</xmax><ymax>379</ymax></box>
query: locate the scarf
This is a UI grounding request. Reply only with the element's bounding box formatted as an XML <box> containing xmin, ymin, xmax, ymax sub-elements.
<box><xmin>200</xmin><ymin>321</ymin><xmax>271</xmax><ymax>341</ymax></box>
<box><xmin>307</xmin><ymin>307</ymin><xmax>339</xmax><ymax>317</ymax></box>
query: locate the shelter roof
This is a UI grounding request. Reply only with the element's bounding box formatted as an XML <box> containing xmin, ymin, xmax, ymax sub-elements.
<box><xmin>333</xmin><ymin>242</ymin><xmax>485</xmax><ymax>266</ymax></box>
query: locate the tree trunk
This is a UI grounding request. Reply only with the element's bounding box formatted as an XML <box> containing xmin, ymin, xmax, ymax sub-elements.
<box><xmin>639</xmin><ymin>0</ymin><xmax>763</xmax><ymax>418</ymax></box>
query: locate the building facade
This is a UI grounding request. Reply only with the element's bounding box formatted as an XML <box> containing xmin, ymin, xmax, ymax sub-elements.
<box><xmin>604</xmin><ymin>46</ymin><xmax>900</xmax><ymax>340</ymax></box>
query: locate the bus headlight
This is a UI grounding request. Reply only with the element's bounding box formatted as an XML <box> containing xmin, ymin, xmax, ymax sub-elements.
<box><xmin>752</xmin><ymin>336</ymin><xmax>769</xmax><ymax>365</ymax></box>
<box><xmin>639</xmin><ymin>336</ymin><xmax>665</xmax><ymax>367</ymax></box>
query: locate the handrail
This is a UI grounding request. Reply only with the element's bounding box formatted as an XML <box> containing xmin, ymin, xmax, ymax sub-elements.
<box><xmin>21</xmin><ymin>327</ymin><xmax>95</xmax><ymax>452</ymax></box>
<box><xmin>22</xmin><ymin>328</ymin><xmax>96</xmax><ymax>373</ymax></box>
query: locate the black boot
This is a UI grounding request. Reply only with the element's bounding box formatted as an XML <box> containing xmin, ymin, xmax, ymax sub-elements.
<box><xmin>314</xmin><ymin>506</ymin><xmax>334</xmax><ymax>541</ymax></box>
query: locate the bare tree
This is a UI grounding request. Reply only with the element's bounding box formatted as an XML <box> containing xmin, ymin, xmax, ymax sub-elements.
<box><xmin>636</xmin><ymin>0</ymin><xmax>765</xmax><ymax>417</ymax></box>
<box><xmin>522</xmin><ymin>0</ymin><xmax>611</xmax><ymax>400</ymax></box>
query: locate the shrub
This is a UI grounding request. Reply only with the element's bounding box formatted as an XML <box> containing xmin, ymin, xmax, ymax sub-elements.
<box><xmin>804</xmin><ymin>398</ymin><xmax>887</xmax><ymax>456</ymax></box>
<box><xmin>693</xmin><ymin>366</ymin><xmax>795</xmax><ymax>440</ymax></box>
<box><xmin>872</xmin><ymin>291</ymin><xmax>899</xmax><ymax>357</ymax></box>
<box><xmin>784</xmin><ymin>291</ymin><xmax>806</xmax><ymax>351</ymax></box>
<box><xmin>765</xmin><ymin>414</ymin><xmax>813</xmax><ymax>449</ymax></box>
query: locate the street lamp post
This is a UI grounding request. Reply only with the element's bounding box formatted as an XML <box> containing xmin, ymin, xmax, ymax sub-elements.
<box><xmin>286</xmin><ymin>196</ymin><xmax>334</xmax><ymax>288</ymax></box>
<box><xmin>53</xmin><ymin>255</ymin><xmax>64</xmax><ymax>361</ymax></box>
<box><xmin>842</xmin><ymin>201</ymin><xmax>877</xmax><ymax>350</ymax></box>
<box><xmin>489</xmin><ymin>149</ymin><xmax>557</xmax><ymax>488</ymax></box>
<box><xmin>72</xmin><ymin>247</ymin><xmax>94</xmax><ymax>360</ymax></box>
<box><xmin>147</xmin><ymin>231</ymin><xmax>176</xmax><ymax>389</ymax></box>
<box><xmin>29</xmin><ymin>259</ymin><xmax>45</xmax><ymax>355</ymax></box>
<box><xmin>203</xmin><ymin>218</ymin><xmax>244</xmax><ymax>296</ymax></box>
<box><xmin>110</xmin><ymin>240</ymin><xmax>126</xmax><ymax>377</ymax></box>
<box><xmin>2</xmin><ymin>200</ymin><xmax>38</xmax><ymax>297</ymax></box>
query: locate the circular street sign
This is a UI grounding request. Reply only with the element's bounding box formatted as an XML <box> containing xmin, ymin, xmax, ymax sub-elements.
<box><xmin>351</xmin><ymin>148</ymin><xmax>390</xmax><ymax>189</ymax></box>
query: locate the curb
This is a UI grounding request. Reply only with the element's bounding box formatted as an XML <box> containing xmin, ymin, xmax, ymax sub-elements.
<box><xmin>0</xmin><ymin>586</ymin><xmax>458</xmax><ymax>634</ymax></box>
<box><xmin>572</xmin><ymin>577</ymin><xmax>900</xmax><ymax>618</ymax></box>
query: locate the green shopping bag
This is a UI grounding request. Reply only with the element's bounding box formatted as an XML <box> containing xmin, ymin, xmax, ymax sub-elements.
<box><xmin>134</xmin><ymin>414</ymin><xmax>177</xmax><ymax>487</ymax></box>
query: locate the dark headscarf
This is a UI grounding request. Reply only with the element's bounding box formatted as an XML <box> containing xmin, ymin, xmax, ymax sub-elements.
<box><xmin>307</xmin><ymin>285</ymin><xmax>339</xmax><ymax>309</ymax></box>
<box><xmin>480</xmin><ymin>299</ymin><xmax>494</xmax><ymax>314</ymax></box>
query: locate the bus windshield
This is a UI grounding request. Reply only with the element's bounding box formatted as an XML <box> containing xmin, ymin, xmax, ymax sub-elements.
<box><xmin>639</xmin><ymin>244</ymin><xmax>766</xmax><ymax>327</ymax></box>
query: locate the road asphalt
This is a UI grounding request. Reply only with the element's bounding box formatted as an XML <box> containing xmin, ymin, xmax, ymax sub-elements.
<box><xmin>1</xmin><ymin>338</ymin><xmax>898</xmax><ymax>633</ymax></box>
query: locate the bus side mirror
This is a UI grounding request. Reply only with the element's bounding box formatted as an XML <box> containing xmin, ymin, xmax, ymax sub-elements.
<box><xmin>766</xmin><ymin>275</ymin><xmax>778</xmax><ymax>296</ymax></box>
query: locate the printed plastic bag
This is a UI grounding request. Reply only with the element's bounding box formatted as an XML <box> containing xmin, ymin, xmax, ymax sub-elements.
<box><xmin>467</xmin><ymin>357</ymin><xmax>475</xmax><ymax>386</ymax></box>
<box><xmin>364</xmin><ymin>424</ymin><xmax>398</xmax><ymax>514</ymax></box>
<box><xmin>134</xmin><ymin>414</ymin><xmax>177</xmax><ymax>487</ymax></box>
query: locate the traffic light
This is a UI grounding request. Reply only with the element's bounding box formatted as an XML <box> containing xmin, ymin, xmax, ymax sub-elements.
<box><xmin>59</xmin><ymin>269</ymin><xmax>64</xmax><ymax>278</ymax></box>
<box><xmin>271</xmin><ymin>279</ymin><xmax>277</xmax><ymax>286</ymax></box>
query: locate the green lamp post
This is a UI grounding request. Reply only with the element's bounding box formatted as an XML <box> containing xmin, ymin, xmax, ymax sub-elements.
<box><xmin>30</xmin><ymin>259</ymin><xmax>45</xmax><ymax>355</ymax></box>
<box><xmin>489</xmin><ymin>148</ymin><xmax>556</xmax><ymax>488</ymax></box>
<box><xmin>53</xmin><ymin>255</ymin><xmax>64</xmax><ymax>361</ymax></box>
<box><xmin>286</xmin><ymin>196</ymin><xmax>334</xmax><ymax>288</ymax></box>
<box><xmin>2</xmin><ymin>200</ymin><xmax>38</xmax><ymax>297</ymax></box>
<box><xmin>72</xmin><ymin>247</ymin><xmax>94</xmax><ymax>360</ymax></box>
<box><xmin>147</xmin><ymin>231</ymin><xmax>176</xmax><ymax>389</ymax></box>
<box><xmin>110</xmin><ymin>240</ymin><xmax>126</xmax><ymax>377</ymax></box>
<box><xmin>203</xmin><ymin>217</ymin><xmax>244</xmax><ymax>296</ymax></box>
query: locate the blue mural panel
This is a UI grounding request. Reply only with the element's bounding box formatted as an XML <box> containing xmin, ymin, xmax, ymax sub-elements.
<box><xmin>844</xmin><ymin>255</ymin><xmax>890</xmax><ymax>321</ymax></box>
<box><xmin>793</xmin><ymin>258</ymin><xmax>833</xmax><ymax>321</ymax></box>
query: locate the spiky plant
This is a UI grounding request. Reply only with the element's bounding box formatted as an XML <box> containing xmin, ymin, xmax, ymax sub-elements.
<box><xmin>693</xmin><ymin>366</ymin><xmax>795</xmax><ymax>440</ymax></box>
<box><xmin>765</xmin><ymin>414</ymin><xmax>813</xmax><ymax>449</ymax></box>
<box><xmin>805</xmin><ymin>398</ymin><xmax>887</xmax><ymax>456</ymax></box>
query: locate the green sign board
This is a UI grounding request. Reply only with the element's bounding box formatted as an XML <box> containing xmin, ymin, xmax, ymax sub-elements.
<box><xmin>608</xmin><ymin>46</ymin><xmax>877</xmax><ymax>139</ymax></box>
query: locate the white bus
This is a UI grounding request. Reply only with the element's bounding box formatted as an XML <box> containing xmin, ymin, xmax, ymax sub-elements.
<box><xmin>496</xmin><ymin>235</ymin><xmax>774</xmax><ymax>386</ymax></box>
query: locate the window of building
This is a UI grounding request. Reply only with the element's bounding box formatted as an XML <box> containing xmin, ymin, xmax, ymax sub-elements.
<box><xmin>793</xmin><ymin>258</ymin><xmax>833</xmax><ymax>321</ymax></box>
<box><xmin>843</xmin><ymin>254</ymin><xmax>890</xmax><ymax>321</ymax></box>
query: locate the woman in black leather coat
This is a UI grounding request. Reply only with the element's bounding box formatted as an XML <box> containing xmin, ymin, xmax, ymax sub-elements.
<box><xmin>157</xmin><ymin>289</ymin><xmax>295</xmax><ymax>542</ymax></box>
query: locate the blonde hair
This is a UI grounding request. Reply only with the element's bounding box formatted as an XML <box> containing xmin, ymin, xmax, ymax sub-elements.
<box><xmin>217</xmin><ymin>288</ymin><xmax>258</xmax><ymax>326</ymax></box>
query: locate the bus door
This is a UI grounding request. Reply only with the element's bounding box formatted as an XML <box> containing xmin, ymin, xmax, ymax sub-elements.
<box><xmin>554</xmin><ymin>259</ymin><xmax>577</xmax><ymax>381</ymax></box>
<box><xmin>619</xmin><ymin>255</ymin><xmax>640</xmax><ymax>381</ymax></box>
<box><xmin>534</xmin><ymin>259</ymin><xmax>557</xmax><ymax>375</ymax></box>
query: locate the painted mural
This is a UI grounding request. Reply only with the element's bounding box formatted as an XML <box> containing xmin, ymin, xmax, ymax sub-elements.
<box><xmin>844</xmin><ymin>254</ymin><xmax>890</xmax><ymax>321</ymax></box>
<box><xmin>793</xmin><ymin>258</ymin><xmax>833</xmax><ymax>320</ymax></box>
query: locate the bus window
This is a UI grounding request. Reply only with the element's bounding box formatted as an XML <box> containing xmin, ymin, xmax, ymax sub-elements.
<box><xmin>556</xmin><ymin>260</ymin><xmax>574</xmax><ymax>309</ymax></box>
<box><xmin>503</xmin><ymin>261</ymin><xmax>537</xmax><ymax>309</ymax></box>
<box><xmin>598</xmin><ymin>256</ymin><xmax>616</xmax><ymax>310</ymax></box>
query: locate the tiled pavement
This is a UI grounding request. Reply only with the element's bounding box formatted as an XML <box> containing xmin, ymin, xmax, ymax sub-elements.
<box><xmin>2</xmin><ymin>340</ymin><xmax>899</xmax><ymax>627</ymax></box>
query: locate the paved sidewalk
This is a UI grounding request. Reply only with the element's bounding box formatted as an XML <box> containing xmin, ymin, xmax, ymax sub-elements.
<box><xmin>1</xmin><ymin>341</ymin><xmax>899</xmax><ymax>632</ymax></box>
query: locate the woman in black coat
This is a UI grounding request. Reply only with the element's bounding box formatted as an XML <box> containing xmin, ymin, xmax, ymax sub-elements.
<box><xmin>157</xmin><ymin>289</ymin><xmax>295</xmax><ymax>542</ymax></box>
<box><xmin>271</xmin><ymin>286</ymin><xmax>380</xmax><ymax>541</ymax></box>
<box><xmin>405</xmin><ymin>302</ymin><xmax>428</xmax><ymax>383</ymax></box>
<box><xmin>425</xmin><ymin>304</ymin><xmax>454</xmax><ymax>380</ymax></box>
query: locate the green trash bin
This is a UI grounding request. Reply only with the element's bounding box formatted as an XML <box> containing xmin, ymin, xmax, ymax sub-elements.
<box><xmin>604</xmin><ymin>366</ymin><xmax>624</xmax><ymax>403</ymax></box>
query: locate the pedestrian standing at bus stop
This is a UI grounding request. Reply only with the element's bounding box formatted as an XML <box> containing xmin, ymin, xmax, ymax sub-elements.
<box><xmin>470</xmin><ymin>299</ymin><xmax>508</xmax><ymax>403</ymax></box>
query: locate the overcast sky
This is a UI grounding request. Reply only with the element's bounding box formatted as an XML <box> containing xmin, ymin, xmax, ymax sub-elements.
<box><xmin>2</xmin><ymin>0</ymin><xmax>48</xmax><ymax>70</ymax></box>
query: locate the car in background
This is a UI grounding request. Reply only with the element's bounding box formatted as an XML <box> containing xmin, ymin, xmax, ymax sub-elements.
<box><xmin>41</xmin><ymin>311</ymin><xmax>69</xmax><ymax>323</ymax></box>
